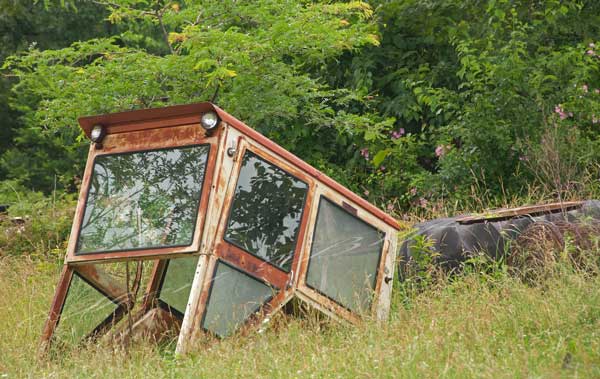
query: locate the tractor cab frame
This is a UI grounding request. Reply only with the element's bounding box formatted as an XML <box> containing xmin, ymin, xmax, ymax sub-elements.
<box><xmin>41</xmin><ymin>103</ymin><xmax>399</xmax><ymax>354</ymax></box>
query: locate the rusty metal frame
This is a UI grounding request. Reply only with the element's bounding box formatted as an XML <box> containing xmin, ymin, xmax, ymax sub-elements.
<box><xmin>294</xmin><ymin>184</ymin><xmax>397</xmax><ymax>323</ymax></box>
<box><xmin>44</xmin><ymin>102</ymin><xmax>401</xmax><ymax>355</ymax></box>
<box><xmin>43</xmin><ymin>106</ymin><xmax>226</xmax><ymax>351</ymax></box>
<box><xmin>72</xmin><ymin>143</ymin><xmax>211</xmax><ymax>257</ymax></box>
<box><xmin>40</xmin><ymin>263</ymin><xmax>134</xmax><ymax>351</ymax></box>
<box><xmin>456</xmin><ymin>201</ymin><xmax>584</xmax><ymax>224</ymax></box>
<box><xmin>180</xmin><ymin>135</ymin><xmax>316</xmax><ymax>346</ymax></box>
<box><xmin>40</xmin><ymin>265</ymin><xmax>73</xmax><ymax>351</ymax></box>
<box><xmin>302</xmin><ymin>196</ymin><xmax>386</xmax><ymax>313</ymax></box>
<box><xmin>176</xmin><ymin>116</ymin><xmax>398</xmax><ymax>353</ymax></box>
<box><xmin>65</xmin><ymin>123</ymin><xmax>222</xmax><ymax>264</ymax></box>
<box><xmin>213</xmin><ymin>137</ymin><xmax>314</xmax><ymax>287</ymax></box>
<box><xmin>220</xmin><ymin>149</ymin><xmax>310</xmax><ymax>274</ymax></box>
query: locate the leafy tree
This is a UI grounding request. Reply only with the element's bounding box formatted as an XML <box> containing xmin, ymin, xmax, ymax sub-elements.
<box><xmin>0</xmin><ymin>0</ymin><xmax>111</xmax><ymax>187</ymax></box>
<box><xmin>348</xmin><ymin>0</ymin><xmax>600</xmax><ymax>209</ymax></box>
<box><xmin>3</xmin><ymin>0</ymin><xmax>387</xmax><ymax>195</ymax></box>
<box><xmin>3</xmin><ymin>0</ymin><xmax>600</xmax><ymax>211</ymax></box>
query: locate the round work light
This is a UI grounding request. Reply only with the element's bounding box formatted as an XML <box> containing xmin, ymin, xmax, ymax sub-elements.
<box><xmin>200</xmin><ymin>111</ymin><xmax>219</xmax><ymax>131</ymax></box>
<box><xmin>90</xmin><ymin>125</ymin><xmax>106</xmax><ymax>143</ymax></box>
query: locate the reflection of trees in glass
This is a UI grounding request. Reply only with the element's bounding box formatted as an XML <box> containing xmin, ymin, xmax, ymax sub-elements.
<box><xmin>224</xmin><ymin>152</ymin><xmax>307</xmax><ymax>272</ymax></box>
<box><xmin>77</xmin><ymin>145</ymin><xmax>209</xmax><ymax>254</ymax></box>
<box><xmin>306</xmin><ymin>198</ymin><xmax>384</xmax><ymax>313</ymax></box>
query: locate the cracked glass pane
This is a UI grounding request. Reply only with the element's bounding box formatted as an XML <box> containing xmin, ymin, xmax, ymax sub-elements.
<box><xmin>202</xmin><ymin>261</ymin><xmax>274</xmax><ymax>337</ymax></box>
<box><xmin>306</xmin><ymin>198</ymin><xmax>384</xmax><ymax>313</ymax></box>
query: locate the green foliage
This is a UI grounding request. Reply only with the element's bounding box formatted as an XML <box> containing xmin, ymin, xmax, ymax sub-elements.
<box><xmin>2</xmin><ymin>0</ymin><xmax>385</xmax><ymax>195</ymax></box>
<box><xmin>0</xmin><ymin>181</ymin><xmax>75</xmax><ymax>259</ymax></box>
<box><xmin>1</xmin><ymin>0</ymin><xmax>600</xmax><ymax>210</ymax></box>
<box><xmin>357</xmin><ymin>0</ymin><xmax>600</xmax><ymax>209</ymax></box>
<box><xmin>0</xmin><ymin>0</ymin><xmax>111</xmax><ymax>188</ymax></box>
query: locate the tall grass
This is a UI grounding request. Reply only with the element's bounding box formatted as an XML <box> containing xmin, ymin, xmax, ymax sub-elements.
<box><xmin>1</xmin><ymin>182</ymin><xmax>599</xmax><ymax>377</ymax></box>
<box><xmin>1</xmin><ymin>247</ymin><xmax>599</xmax><ymax>378</ymax></box>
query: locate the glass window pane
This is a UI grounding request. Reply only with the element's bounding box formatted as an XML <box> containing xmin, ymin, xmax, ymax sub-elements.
<box><xmin>224</xmin><ymin>151</ymin><xmax>307</xmax><ymax>271</ymax></box>
<box><xmin>202</xmin><ymin>262</ymin><xmax>275</xmax><ymax>337</ymax></box>
<box><xmin>158</xmin><ymin>256</ymin><xmax>199</xmax><ymax>315</ymax></box>
<box><xmin>76</xmin><ymin>145</ymin><xmax>210</xmax><ymax>254</ymax></box>
<box><xmin>306</xmin><ymin>198</ymin><xmax>384</xmax><ymax>313</ymax></box>
<box><xmin>54</xmin><ymin>274</ymin><xmax>118</xmax><ymax>345</ymax></box>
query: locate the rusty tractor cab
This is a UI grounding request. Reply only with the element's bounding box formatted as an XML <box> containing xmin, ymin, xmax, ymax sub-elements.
<box><xmin>41</xmin><ymin>102</ymin><xmax>399</xmax><ymax>354</ymax></box>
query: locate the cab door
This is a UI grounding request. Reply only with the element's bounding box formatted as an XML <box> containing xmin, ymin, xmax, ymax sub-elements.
<box><xmin>193</xmin><ymin>138</ymin><xmax>314</xmax><ymax>337</ymax></box>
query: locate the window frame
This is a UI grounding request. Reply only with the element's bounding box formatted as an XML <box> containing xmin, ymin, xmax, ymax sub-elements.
<box><xmin>180</xmin><ymin>136</ymin><xmax>316</xmax><ymax>345</ymax></box>
<box><xmin>212</xmin><ymin>138</ymin><xmax>315</xmax><ymax>289</ymax></box>
<box><xmin>304</xmin><ymin>196</ymin><xmax>385</xmax><ymax>314</ymax></box>
<box><xmin>200</xmin><ymin>259</ymin><xmax>277</xmax><ymax>338</ymax></box>
<box><xmin>222</xmin><ymin>149</ymin><xmax>309</xmax><ymax>273</ymax></box>
<box><xmin>65</xmin><ymin>123</ymin><xmax>221</xmax><ymax>264</ymax></box>
<box><xmin>74</xmin><ymin>143</ymin><xmax>212</xmax><ymax>256</ymax></box>
<box><xmin>295</xmin><ymin>186</ymin><xmax>394</xmax><ymax>322</ymax></box>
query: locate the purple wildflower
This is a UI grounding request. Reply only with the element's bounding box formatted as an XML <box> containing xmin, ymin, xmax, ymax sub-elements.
<box><xmin>360</xmin><ymin>148</ymin><xmax>369</xmax><ymax>160</ymax></box>
<box><xmin>435</xmin><ymin>145</ymin><xmax>445</xmax><ymax>157</ymax></box>
<box><xmin>391</xmin><ymin>128</ymin><xmax>405</xmax><ymax>140</ymax></box>
<box><xmin>554</xmin><ymin>105</ymin><xmax>568</xmax><ymax>120</ymax></box>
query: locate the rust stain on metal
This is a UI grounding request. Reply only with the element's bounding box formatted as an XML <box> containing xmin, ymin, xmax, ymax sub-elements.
<box><xmin>142</xmin><ymin>260</ymin><xmax>168</xmax><ymax>312</ymax></box>
<box><xmin>101</xmin><ymin>123</ymin><xmax>207</xmax><ymax>154</ymax></box>
<box><xmin>342</xmin><ymin>201</ymin><xmax>358</xmax><ymax>216</ymax></box>
<box><xmin>43</xmin><ymin>102</ymin><xmax>400</xmax><ymax>354</ymax></box>
<box><xmin>74</xmin><ymin>264</ymin><xmax>131</xmax><ymax>305</ymax></box>
<box><xmin>39</xmin><ymin>265</ymin><xmax>73</xmax><ymax>352</ymax></box>
<box><xmin>456</xmin><ymin>201</ymin><xmax>584</xmax><ymax>224</ymax></box>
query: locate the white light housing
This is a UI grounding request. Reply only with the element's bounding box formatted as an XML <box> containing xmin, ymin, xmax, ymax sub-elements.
<box><xmin>200</xmin><ymin>111</ymin><xmax>219</xmax><ymax>131</ymax></box>
<box><xmin>90</xmin><ymin>125</ymin><xmax>106</xmax><ymax>143</ymax></box>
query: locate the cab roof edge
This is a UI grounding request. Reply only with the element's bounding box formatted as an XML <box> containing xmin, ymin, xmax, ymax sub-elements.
<box><xmin>78</xmin><ymin>102</ymin><xmax>400</xmax><ymax>230</ymax></box>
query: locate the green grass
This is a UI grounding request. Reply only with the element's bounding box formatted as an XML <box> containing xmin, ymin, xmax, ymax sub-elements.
<box><xmin>1</xmin><ymin>253</ymin><xmax>599</xmax><ymax>378</ymax></box>
<box><xmin>1</xmin><ymin>185</ymin><xmax>599</xmax><ymax>377</ymax></box>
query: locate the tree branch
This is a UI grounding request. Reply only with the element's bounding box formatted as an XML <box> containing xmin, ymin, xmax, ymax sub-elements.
<box><xmin>156</xmin><ymin>10</ymin><xmax>175</xmax><ymax>55</ymax></box>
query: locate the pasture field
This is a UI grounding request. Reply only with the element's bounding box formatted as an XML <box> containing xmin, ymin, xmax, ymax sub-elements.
<box><xmin>0</xmin><ymin>250</ymin><xmax>599</xmax><ymax>378</ymax></box>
